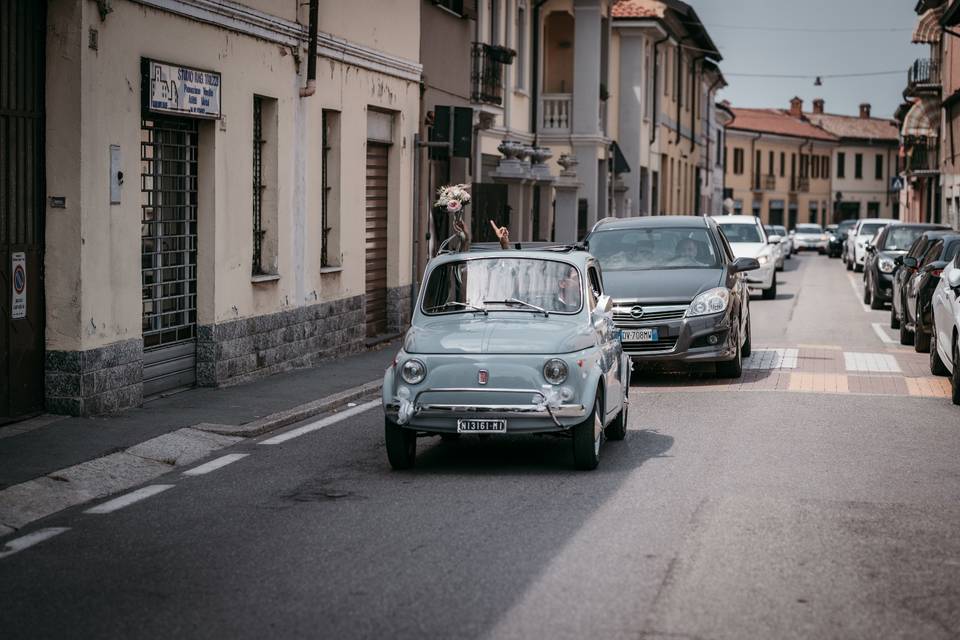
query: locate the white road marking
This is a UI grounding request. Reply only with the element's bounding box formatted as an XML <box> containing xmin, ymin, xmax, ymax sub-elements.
<box><xmin>846</xmin><ymin>274</ymin><xmax>871</xmax><ymax>313</ymax></box>
<box><xmin>182</xmin><ymin>453</ymin><xmax>248</xmax><ymax>477</ymax></box>
<box><xmin>871</xmin><ymin>322</ymin><xmax>897</xmax><ymax>345</ymax></box>
<box><xmin>84</xmin><ymin>485</ymin><xmax>174</xmax><ymax>514</ymax></box>
<box><xmin>260</xmin><ymin>400</ymin><xmax>381</xmax><ymax>445</ymax></box>
<box><xmin>744</xmin><ymin>348</ymin><xmax>799</xmax><ymax>370</ymax></box>
<box><xmin>843</xmin><ymin>352</ymin><xmax>902</xmax><ymax>373</ymax></box>
<box><xmin>0</xmin><ymin>527</ymin><xmax>70</xmax><ymax>560</ymax></box>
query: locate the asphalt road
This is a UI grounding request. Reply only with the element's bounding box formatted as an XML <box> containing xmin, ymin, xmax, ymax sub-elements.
<box><xmin>3</xmin><ymin>252</ymin><xmax>960</xmax><ymax>639</ymax></box>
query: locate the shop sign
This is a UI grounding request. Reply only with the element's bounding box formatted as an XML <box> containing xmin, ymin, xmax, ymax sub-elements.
<box><xmin>143</xmin><ymin>58</ymin><xmax>221</xmax><ymax>119</ymax></box>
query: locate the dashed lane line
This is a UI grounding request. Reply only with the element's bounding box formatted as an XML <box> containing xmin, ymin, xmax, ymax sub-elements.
<box><xmin>259</xmin><ymin>400</ymin><xmax>381</xmax><ymax>445</ymax></box>
<box><xmin>0</xmin><ymin>527</ymin><xmax>70</xmax><ymax>560</ymax></box>
<box><xmin>872</xmin><ymin>322</ymin><xmax>898</xmax><ymax>345</ymax></box>
<box><xmin>182</xmin><ymin>453</ymin><xmax>249</xmax><ymax>477</ymax></box>
<box><xmin>84</xmin><ymin>485</ymin><xmax>175</xmax><ymax>515</ymax></box>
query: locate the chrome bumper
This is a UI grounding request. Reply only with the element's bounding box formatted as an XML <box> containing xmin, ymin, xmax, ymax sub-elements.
<box><xmin>385</xmin><ymin>387</ymin><xmax>587</xmax><ymax>427</ymax></box>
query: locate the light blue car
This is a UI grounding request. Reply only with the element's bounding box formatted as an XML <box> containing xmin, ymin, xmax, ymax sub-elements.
<box><xmin>383</xmin><ymin>246</ymin><xmax>630</xmax><ymax>470</ymax></box>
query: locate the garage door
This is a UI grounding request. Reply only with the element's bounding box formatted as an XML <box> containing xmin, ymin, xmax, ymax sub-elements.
<box><xmin>365</xmin><ymin>143</ymin><xmax>389</xmax><ymax>338</ymax></box>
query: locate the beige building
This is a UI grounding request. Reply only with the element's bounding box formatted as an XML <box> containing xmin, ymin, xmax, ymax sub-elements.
<box><xmin>724</xmin><ymin>99</ymin><xmax>837</xmax><ymax>227</ymax></box>
<box><xmin>2</xmin><ymin>0</ymin><xmax>422</xmax><ymax>417</ymax></box>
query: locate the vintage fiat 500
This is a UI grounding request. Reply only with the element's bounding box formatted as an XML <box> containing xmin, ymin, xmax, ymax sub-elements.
<box><xmin>382</xmin><ymin>247</ymin><xmax>630</xmax><ymax>470</ymax></box>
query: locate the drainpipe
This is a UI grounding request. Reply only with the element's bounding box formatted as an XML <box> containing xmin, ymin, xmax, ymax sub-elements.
<box><xmin>674</xmin><ymin>37</ymin><xmax>691</xmax><ymax>146</ymax></box>
<box><xmin>299</xmin><ymin>0</ymin><xmax>319</xmax><ymax>97</ymax></box>
<box><xmin>530</xmin><ymin>0</ymin><xmax>549</xmax><ymax>145</ymax></box>
<box><xmin>650</xmin><ymin>33</ymin><xmax>669</xmax><ymax>145</ymax></box>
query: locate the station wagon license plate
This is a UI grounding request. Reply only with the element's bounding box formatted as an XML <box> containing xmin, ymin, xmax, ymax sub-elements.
<box><xmin>457</xmin><ymin>419</ymin><xmax>507</xmax><ymax>433</ymax></box>
<box><xmin>620</xmin><ymin>328</ymin><xmax>659</xmax><ymax>342</ymax></box>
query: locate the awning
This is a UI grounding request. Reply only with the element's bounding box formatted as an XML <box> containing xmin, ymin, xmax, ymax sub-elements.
<box><xmin>610</xmin><ymin>141</ymin><xmax>631</xmax><ymax>174</ymax></box>
<box><xmin>901</xmin><ymin>98</ymin><xmax>941</xmax><ymax>137</ymax></box>
<box><xmin>912</xmin><ymin>6</ymin><xmax>945</xmax><ymax>44</ymax></box>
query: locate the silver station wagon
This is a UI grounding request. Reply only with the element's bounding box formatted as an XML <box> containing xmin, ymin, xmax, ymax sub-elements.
<box><xmin>382</xmin><ymin>246</ymin><xmax>630</xmax><ymax>471</ymax></box>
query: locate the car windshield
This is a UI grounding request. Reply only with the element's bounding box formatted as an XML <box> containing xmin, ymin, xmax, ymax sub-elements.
<box><xmin>588</xmin><ymin>227</ymin><xmax>721</xmax><ymax>271</ymax></box>
<box><xmin>774</xmin><ymin>226</ymin><xmax>787</xmax><ymax>236</ymax></box>
<box><xmin>879</xmin><ymin>227</ymin><xmax>924</xmax><ymax>251</ymax></box>
<box><xmin>858</xmin><ymin>223</ymin><xmax>886</xmax><ymax>236</ymax></box>
<box><xmin>717</xmin><ymin>222</ymin><xmax>763</xmax><ymax>244</ymax></box>
<box><xmin>796</xmin><ymin>224</ymin><xmax>823</xmax><ymax>234</ymax></box>
<box><xmin>421</xmin><ymin>258</ymin><xmax>583</xmax><ymax>315</ymax></box>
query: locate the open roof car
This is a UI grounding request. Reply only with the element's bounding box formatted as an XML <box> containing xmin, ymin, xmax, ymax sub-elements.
<box><xmin>382</xmin><ymin>247</ymin><xmax>630</xmax><ymax>471</ymax></box>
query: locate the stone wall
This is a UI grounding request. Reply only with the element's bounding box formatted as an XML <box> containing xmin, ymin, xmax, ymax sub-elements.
<box><xmin>196</xmin><ymin>294</ymin><xmax>365</xmax><ymax>387</ymax></box>
<box><xmin>386</xmin><ymin>284</ymin><xmax>417</xmax><ymax>335</ymax></box>
<box><xmin>45</xmin><ymin>338</ymin><xmax>144</xmax><ymax>416</ymax></box>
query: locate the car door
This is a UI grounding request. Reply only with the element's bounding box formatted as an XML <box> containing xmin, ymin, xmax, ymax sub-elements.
<box><xmin>588</xmin><ymin>263</ymin><xmax>622</xmax><ymax>420</ymax></box>
<box><xmin>933</xmin><ymin>256</ymin><xmax>960</xmax><ymax>367</ymax></box>
<box><xmin>716</xmin><ymin>225</ymin><xmax>745</xmax><ymax>336</ymax></box>
<box><xmin>897</xmin><ymin>236</ymin><xmax>928</xmax><ymax>318</ymax></box>
<box><xmin>910</xmin><ymin>241</ymin><xmax>943</xmax><ymax>325</ymax></box>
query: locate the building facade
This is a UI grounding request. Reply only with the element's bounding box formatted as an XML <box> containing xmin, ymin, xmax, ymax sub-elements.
<box><xmin>1</xmin><ymin>0</ymin><xmax>421</xmax><ymax>419</ymax></box>
<box><xmin>940</xmin><ymin>0</ymin><xmax>960</xmax><ymax>229</ymax></box>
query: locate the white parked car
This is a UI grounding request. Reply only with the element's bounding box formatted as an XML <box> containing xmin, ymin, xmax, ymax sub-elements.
<box><xmin>930</xmin><ymin>256</ymin><xmax>960</xmax><ymax>405</ymax></box>
<box><xmin>792</xmin><ymin>223</ymin><xmax>829</xmax><ymax>254</ymax></box>
<box><xmin>846</xmin><ymin>219</ymin><xmax>894</xmax><ymax>272</ymax></box>
<box><xmin>764</xmin><ymin>225</ymin><xmax>786</xmax><ymax>271</ymax></box>
<box><xmin>773</xmin><ymin>225</ymin><xmax>793</xmax><ymax>257</ymax></box>
<box><xmin>717</xmin><ymin>215</ymin><xmax>779</xmax><ymax>300</ymax></box>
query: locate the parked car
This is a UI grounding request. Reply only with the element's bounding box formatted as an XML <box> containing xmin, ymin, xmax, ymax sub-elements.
<box><xmin>845</xmin><ymin>219</ymin><xmax>894</xmax><ymax>272</ymax></box>
<box><xmin>773</xmin><ymin>225</ymin><xmax>793</xmax><ymax>257</ymax></box>
<box><xmin>382</xmin><ymin>247</ymin><xmax>630</xmax><ymax>470</ymax></box>
<box><xmin>585</xmin><ymin>216</ymin><xmax>759</xmax><ymax>378</ymax></box>
<box><xmin>892</xmin><ymin>230</ymin><xmax>952</xmax><ymax>331</ymax></box>
<box><xmin>899</xmin><ymin>233</ymin><xmax>960</xmax><ymax>351</ymax></box>
<box><xmin>764</xmin><ymin>225</ymin><xmax>786</xmax><ymax>271</ymax></box>
<box><xmin>930</xmin><ymin>255</ymin><xmax>960</xmax><ymax>404</ymax></box>
<box><xmin>829</xmin><ymin>220</ymin><xmax>857</xmax><ymax>259</ymax></box>
<box><xmin>715</xmin><ymin>215</ymin><xmax>779</xmax><ymax>300</ymax></box>
<box><xmin>863</xmin><ymin>223</ymin><xmax>947</xmax><ymax>310</ymax></box>
<box><xmin>792</xmin><ymin>223</ymin><xmax>829</xmax><ymax>254</ymax></box>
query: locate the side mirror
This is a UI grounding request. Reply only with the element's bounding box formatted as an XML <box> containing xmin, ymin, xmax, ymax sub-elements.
<box><xmin>767</xmin><ymin>234</ymin><xmax>782</xmax><ymax>244</ymax></box>
<box><xmin>731</xmin><ymin>257</ymin><xmax>760</xmax><ymax>273</ymax></box>
<box><xmin>949</xmin><ymin>267</ymin><xmax>960</xmax><ymax>290</ymax></box>
<box><xmin>903</xmin><ymin>256</ymin><xmax>919</xmax><ymax>270</ymax></box>
<box><xmin>789</xmin><ymin>230</ymin><xmax>796</xmax><ymax>236</ymax></box>
<box><xmin>865</xmin><ymin>243</ymin><xmax>875</xmax><ymax>253</ymax></box>
<box><xmin>922</xmin><ymin>260</ymin><xmax>948</xmax><ymax>274</ymax></box>
<box><xmin>595</xmin><ymin>294</ymin><xmax>613</xmax><ymax>315</ymax></box>
<box><xmin>894</xmin><ymin>256</ymin><xmax>904</xmax><ymax>266</ymax></box>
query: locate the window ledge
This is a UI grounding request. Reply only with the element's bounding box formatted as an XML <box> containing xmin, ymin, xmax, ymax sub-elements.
<box><xmin>251</xmin><ymin>273</ymin><xmax>281</xmax><ymax>284</ymax></box>
<box><xmin>320</xmin><ymin>266</ymin><xmax>343</xmax><ymax>275</ymax></box>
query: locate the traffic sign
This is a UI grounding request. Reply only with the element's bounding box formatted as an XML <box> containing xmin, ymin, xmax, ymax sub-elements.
<box><xmin>11</xmin><ymin>252</ymin><xmax>26</xmax><ymax>319</ymax></box>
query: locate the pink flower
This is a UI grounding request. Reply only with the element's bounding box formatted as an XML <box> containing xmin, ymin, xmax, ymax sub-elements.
<box><xmin>446</xmin><ymin>200</ymin><xmax>462</xmax><ymax>213</ymax></box>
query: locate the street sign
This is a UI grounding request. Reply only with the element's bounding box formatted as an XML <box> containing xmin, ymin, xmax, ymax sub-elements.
<box><xmin>890</xmin><ymin>176</ymin><xmax>903</xmax><ymax>192</ymax></box>
<box><xmin>11</xmin><ymin>252</ymin><xmax>26</xmax><ymax>319</ymax></box>
<box><xmin>142</xmin><ymin>58</ymin><xmax>221</xmax><ymax>119</ymax></box>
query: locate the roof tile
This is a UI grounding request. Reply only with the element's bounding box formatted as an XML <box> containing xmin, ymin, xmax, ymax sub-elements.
<box><xmin>804</xmin><ymin>112</ymin><xmax>900</xmax><ymax>142</ymax></box>
<box><xmin>727</xmin><ymin>108</ymin><xmax>838</xmax><ymax>142</ymax></box>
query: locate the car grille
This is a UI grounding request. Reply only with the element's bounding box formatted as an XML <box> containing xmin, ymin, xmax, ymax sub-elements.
<box><xmin>612</xmin><ymin>305</ymin><xmax>687</xmax><ymax>324</ymax></box>
<box><xmin>622</xmin><ymin>336</ymin><xmax>679</xmax><ymax>353</ymax></box>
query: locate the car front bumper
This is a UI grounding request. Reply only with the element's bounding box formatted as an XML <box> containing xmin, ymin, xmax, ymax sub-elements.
<box><xmin>746</xmin><ymin>262</ymin><xmax>776</xmax><ymax>290</ymax></box>
<box><xmin>614</xmin><ymin>308</ymin><xmax>738</xmax><ymax>364</ymax></box>
<box><xmin>874</xmin><ymin>271</ymin><xmax>895</xmax><ymax>301</ymax></box>
<box><xmin>794</xmin><ymin>238</ymin><xmax>828</xmax><ymax>250</ymax></box>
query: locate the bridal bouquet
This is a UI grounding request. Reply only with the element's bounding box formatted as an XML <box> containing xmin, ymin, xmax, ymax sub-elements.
<box><xmin>435</xmin><ymin>184</ymin><xmax>472</xmax><ymax>221</ymax></box>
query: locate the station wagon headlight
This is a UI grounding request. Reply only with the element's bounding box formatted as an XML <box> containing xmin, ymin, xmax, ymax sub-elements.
<box><xmin>757</xmin><ymin>253</ymin><xmax>770</xmax><ymax>266</ymax></box>
<box><xmin>543</xmin><ymin>358</ymin><xmax>568</xmax><ymax>385</ymax></box>
<box><xmin>400</xmin><ymin>358</ymin><xmax>427</xmax><ymax>384</ymax></box>
<box><xmin>879</xmin><ymin>257</ymin><xmax>896</xmax><ymax>273</ymax></box>
<box><xmin>687</xmin><ymin>288</ymin><xmax>730</xmax><ymax>317</ymax></box>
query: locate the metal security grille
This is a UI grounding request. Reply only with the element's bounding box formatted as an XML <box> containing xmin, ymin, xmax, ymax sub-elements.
<box><xmin>140</xmin><ymin>117</ymin><xmax>198</xmax><ymax>395</ymax></box>
<box><xmin>252</xmin><ymin>96</ymin><xmax>265</xmax><ymax>275</ymax></box>
<box><xmin>365</xmin><ymin>143</ymin><xmax>389</xmax><ymax>338</ymax></box>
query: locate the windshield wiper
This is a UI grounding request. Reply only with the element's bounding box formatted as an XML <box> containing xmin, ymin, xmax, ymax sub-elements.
<box><xmin>424</xmin><ymin>301</ymin><xmax>488</xmax><ymax>315</ymax></box>
<box><xmin>483</xmin><ymin>298</ymin><xmax>550</xmax><ymax>317</ymax></box>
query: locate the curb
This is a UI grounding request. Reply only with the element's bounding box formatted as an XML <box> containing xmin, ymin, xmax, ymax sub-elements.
<box><xmin>0</xmin><ymin>379</ymin><xmax>383</xmax><ymax>536</ymax></box>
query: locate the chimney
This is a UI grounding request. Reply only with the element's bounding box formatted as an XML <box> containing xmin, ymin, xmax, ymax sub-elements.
<box><xmin>789</xmin><ymin>96</ymin><xmax>803</xmax><ymax>118</ymax></box>
<box><xmin>859</xmin><ymin>103</ymin><xmax>871</xmax><ymax>119</ymax></box>
<box><xmin>812</xmin><ymin>99</ymin><xmax>825</xmax><ymax>115</ymax></box>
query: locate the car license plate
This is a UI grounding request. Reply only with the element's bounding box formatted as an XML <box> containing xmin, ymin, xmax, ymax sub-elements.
<box><xmin>620</xmin><ymin>328</ymin><xmax>659</xmax><ymax>342</ymax></box>
<box><xmin>457</xmin><ymin>419</ymin><xmax>507</xmax><ymax>433</ymax></box>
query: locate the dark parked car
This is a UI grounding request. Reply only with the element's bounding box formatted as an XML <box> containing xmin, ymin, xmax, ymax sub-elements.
<box><xmin>892</xmin><ymin>230</ymin><xmax>952</xmax><ymax>331</ymax></box>
<box><xmin>829</xmin><ymin>219</ymin><xmax>856</xmax><ymax>258</ymax></box>
<box><xmin>585</xmin><ymin>216</ymin><xmax>759</xmax><ymax>378</ymax></box>
<box><xmin>898</xmin><ymin>233</ymin><xmax>960</xmax><ymax>351</ymax></box>
<box><xmin>863</xmin><ymin>223</ymin><xmax>947</xmax><ymax>310</ymax></box>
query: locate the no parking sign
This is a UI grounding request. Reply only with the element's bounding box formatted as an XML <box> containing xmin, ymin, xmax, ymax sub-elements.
<box><xmin>11</xmin><ymin>252</ymin><xmax>26</xmax><ymax>319</ymax></box>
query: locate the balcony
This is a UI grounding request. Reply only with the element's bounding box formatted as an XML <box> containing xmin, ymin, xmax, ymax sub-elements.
<box><xmin>906</xmin><ymin>58</ymin><xmax>940</xmax><ymax>96</ymax></box>
<box><xmin>752</xmin><ymin>174</ymin><xmax>777</xmax><ymax>192</ymax></box>
<box><xmin>903</xmin><ymin>140</ymin><xmax>940</xmax><ymax>175</ymax></box>
<box><xmin>790</xmin><ymin>177</ymin><xmax>810</xmax><ymax>193</ymax></box>
<box><xmin>471</xmin><ymin>42</ymin><xmax>514</xmax><ymax>106</ymax></box>
<box><xmin>541</xmin><ymin>93</ymin><xmax>572</xmax><ymax>132</ymax></box>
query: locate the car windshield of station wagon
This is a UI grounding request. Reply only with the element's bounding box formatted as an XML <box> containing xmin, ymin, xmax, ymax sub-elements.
<box><xmin>421</xmin><ymin>258</ymin><xmax>584</xmax><ymax>315</ymax></box>
<box><xmin>796</xmin><ymin>224</ymin><xmax>823</xmax><ymax>234</ymax></box>
<box><xmin>880</xmin><ymin>226</ymin><xmax>925</xmax><ymax>251</ymax></box>
<box><xmin>858</xmin><ymin>223</ymin><xmax>886</xmax><ymax>236</ymax></box>
<box><xmin>717</xmin><ymin>222</ymin><xmax>763</xmax><ymax>244</ymax></box>
<box><xmin>589</xmin><ymin>228</ymin><xmax>721</xmax><ymax>271</ymax></box>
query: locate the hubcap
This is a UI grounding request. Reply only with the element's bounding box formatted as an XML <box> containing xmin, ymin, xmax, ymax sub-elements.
<box><xmin>593</xmin><ymin>406</ymin><xmax>602</xmax><ymax>456</ymax></box>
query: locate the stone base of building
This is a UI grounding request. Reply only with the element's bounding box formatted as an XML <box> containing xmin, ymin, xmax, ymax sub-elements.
<box><xmin>386</xmin><ymin>284</ymin><xmax>417</xmax><ymax>335</ymax></box>
<box><xmin>45</xmin><ymin>338</ymin><xmax>144</xmax><ymax>416</ymax></box>
<box><xmin>196</xmin><ymin>294</ymin><xmax>366</xmax><ymax>387</ymax></box>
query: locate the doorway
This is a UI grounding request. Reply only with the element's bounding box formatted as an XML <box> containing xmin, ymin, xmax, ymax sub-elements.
<box><xmin>365</xmin><ymin>142</ymin><xmax>389</xmax><ymax>338</ymax></box>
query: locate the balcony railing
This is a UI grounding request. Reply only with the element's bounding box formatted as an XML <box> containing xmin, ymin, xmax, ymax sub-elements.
<box><xmin>471</xmin><ymin>42</ymin><xmax>514</xmax><ymax>106</ymax></box>
<box><xmin>790</xmin><ymin>177</ymin><xmax>809</xmax><ymax>193</ymax></box>
<box><xmin>541</xmin><ymin>93</ymin><xmax>572</xmax><ymax>131</ymax></box>
<box><xmin>907</xmin><ymin>58</ymin><xmax>940</xmax><ymax>94</ymax></box>
<box><xmin>763</xmin><ymin>175</ymin><xmax>776</xmax><ymax>190</ymax></box>
<box><xmin>904</xmin><ymin>140</ymin><xmax>940</xmax><ymax>174</ymax></box>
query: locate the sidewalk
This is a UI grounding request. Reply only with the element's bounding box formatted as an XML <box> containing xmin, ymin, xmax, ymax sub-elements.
<box><xmin>0</xmin><ymin>343</ymin><xmax>397</xmax><ymax>492</ymax></box>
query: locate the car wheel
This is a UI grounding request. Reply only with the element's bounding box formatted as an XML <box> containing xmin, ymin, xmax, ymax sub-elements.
<box><xmin>891</xmin><ymin>304</ymin><xmax>901</xmax><ymax>330</ymax></box>
<box><xmin>869</xmin><ymin>287</ymin><xmax>884</xmax><ymax>310</ymax></box>
<box><xmin>573</xmin><ymin>393</ymin><xmax>603</xmax><ymax>470</ymax></box>
<box><xmin>863</xmin><ymin>281</ymin><xmax>872</xmax><ymax>305</ymax></box>
<box><xmin>846</xmin><ymin>257</ymin><xmax>853</xmax><ymax>271</ymax></box>
<box><xmin>930</xmin><ymin>330</ymin><xmax>949</xmax><ymax>376</ymax></box>
<box><xmin>762</xmin><ymin>277</ymin><xmax>777</xmax><ymax>300</ymax></box>
<box><xmin>604</xmin><ymin>388</ymin><xmax>629</xmax><ymax>442</ymax></box>
<box><xmin>716</xmin><ymin>328</ymin><xmax>744</xmax><ymax>379</ymax></box>
<box><xmin>900</xmin><ymin>321</ymin><xmax>914</xmax><ymax>346</ymax></box>
<box><xmin>741</xmin><ymin>313</ymin><xmax>752</xmax><ymax>358</ymax></box>
<box><xmin>854</xmin><ymin>262</ymin><xmax>863</xmax><ymax>273</ymax></box>
<box><xmin>439</xmin><ymin>433</ymin><xmax>460</xmax><ymax>443</ymax></box>
<box><xmin>384</xmin><ymin>418</ymin><xmax>416</xmax><ymax>470</ymax></box>
<box><xmin>914</xmin><ymin>327</ymin><xmax>931</xmax><ymax>353</ymax></box>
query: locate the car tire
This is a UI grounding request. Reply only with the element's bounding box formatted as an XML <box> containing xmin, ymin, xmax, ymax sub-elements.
<box><xmin>891</xmin><ymin>305</ymin><xmax>901</xmax><ymax>330</ymax></box>
<box><xmin>952</xmin><ymin>339</ymin><xmax>960</xmax><ymax>406</ymax></box>
<box><xmin>900</xmin><ymin>321</ymin><xmax>914</xmax><ymax>346</ymax></box>
<box><xmin>439</xmin><ymin>433</ymin><xmax>460</xmax><ymax>443</ymax></box>
<box><xmin>854</xmin><ymin>262</ymin><xmax>863</xmax><ymax>273</ymax></box>
<box><xmin>869</xmin><ymin>287</ymin><xmax>884</xmax><ymax>310</ymax></box>
<box><xmin>762</xmin><ymin>277</ymin><xmax>777</xmax><ymax>300</ymax></box>
<box><xmin>914</xmin><ymin>327</ymin><xmax>931</xmax><ymax>353</ymax></box>
<box><xmin>716</xmin><ymin>328</ymin><xmax>744</xmax><ymax>379</ymax></box>
<box><xmin>863</xmin><ymin>282</ymin><xmax>872</xmax><ymax>305</ymax></box>
<box><xmin>741</xmin><ymin>314</ymin><xmax>752</xmax><ymax>358</ymax></box>
<box><xmin>604</xmin><ymin>389</ymin><xmax>628</xmax><ymax>442</ymax></box>
<box><xmin>385</xmin><ymin>418</ymin><xmax>416</xmax><ymax>470</ymax></box>
<box><xmin>846</xmin><ymin>258</ymin><xmax>853</xmax><ymax>271</ymax></box>
<box><xmin>573</xmin><ymin>393</ymin><xmax>603</xmax><ymax>470</ymax></box>
<box><xmin>930</xmin><ymin>330</ymin><xmax>949</xmax><ymax>376</ymax></box>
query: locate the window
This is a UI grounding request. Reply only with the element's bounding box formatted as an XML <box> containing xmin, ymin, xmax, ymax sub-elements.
<box><xmin>321</xmin><ymin>110</ymin><xmax>341</xmax><ymax>268</ymax></box>
<box><xmin>823</xmin><ymin>155</ymin><xmax>830</xmax><ymax>178</ymax></box>
<box><xmin>837</xmin><ymin>152</ymin><xmax>845</xmax><ymax>178</ymax></box>
<box><xmin>800</xmin><ymin>154</ymin><xmax>809</xmax><ymax>179</ymax></box>
<box><xmin>489</xmin><ymin>0</ymin><xmax>498</xmax><ymax>45</ymax></box>
<box><xmin>812</xmin><ymin>155</ymin><xmax>820</xmax><ymax>179</ymax></box>
<box><xmin>809</xmin><ymin>202</ymin><xmax>818</xmax><ymax>223</ymax></box>
<box><xmin>854</xmin><ymin>153</ymin><xmax>863</xmax><ymax>179</ymax></box>
<box><xmin>252</xmin><ymin>95</ymin><xmax>278</xmax><ymax>276</ymax></box>
<box><xmin>515</xmin><ymin>1</ymin><xmax>526</xmax><ymax>90</ymax></box>
<box><xmin>875</xmin><ymin>154</ymin><xmax>883</xmax><ymax>181</ymax></box>
<box><xmin>768</xmin><ymin>150</ymin><xmax>775</xmax><ymax>176</ymax></box>
<box><xmin>754</xmin><ymin>150</ymin><xmax>761</xmax><ymax>189</ymax></box>
<box><xmin>780</xmin><ymin>152</ymin><xmax>785</xmax><ymax>177</ymax></box>
<box><xmin>588</xmin><ymin>227</ymin><xmax>721</xmax><ymax>271</ymax></box>
<box><xmin>733</xmin><ymin>148</ymin><xmax>744</xmax><ymax>175</ymax></box>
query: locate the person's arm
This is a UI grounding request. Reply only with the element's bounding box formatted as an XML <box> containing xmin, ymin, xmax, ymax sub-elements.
<box><xmin>489</xmin><ymin>220</ymin><xmax>511</xmax><ymax>250</ymax></box>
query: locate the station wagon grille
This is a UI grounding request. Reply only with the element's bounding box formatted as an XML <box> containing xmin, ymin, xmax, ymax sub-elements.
<box><xmin>612</xmin><ymin>305</ymin><xmax>687</xmax><ymax>324</ymax></box>
<box><xmin>622</xmin><ymin>337</ymin><xmax>679</xmax><ymax>354</ymax></box>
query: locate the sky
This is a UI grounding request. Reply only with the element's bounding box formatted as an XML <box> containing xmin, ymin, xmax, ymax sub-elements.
<box><xmin>691</xmin><ymin>0</ymin><xmax>924</xmax><ymax>119</ymax></box>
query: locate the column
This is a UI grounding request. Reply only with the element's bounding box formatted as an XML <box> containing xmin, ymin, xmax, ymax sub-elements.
<box><xmin>617</xmin><ymin>33</ymin><xmax>644</xmax><ymax>216</ymax></box>
<box><xmin>554</xmin><ymin>154</ymin><xmax>583</xmax><ymax>243</ymax></box>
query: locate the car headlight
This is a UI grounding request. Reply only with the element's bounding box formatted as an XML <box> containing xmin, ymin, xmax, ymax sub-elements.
<box><xmin>400</xmin><ymin>358</ymin><xmax>427</xmax><ymax>384</ymax></box>
<box><xmin>757</xmin><ymin>253</ymin><xmax>770</xmax><ymax>266</ymax></box>
<box><xmin>879</xmin><ymin>257</ymin><xmax>895</xmax><ymax>273</ymax></box>
<box><xmin>543</xmin><ymin>358</ymin><xmax>568</xmax><ymax>385</ymax></box>
<box><xmin>687</xmin><ymin>287</ymin><xmax>730</xmax><ymax>317</ymax></box>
